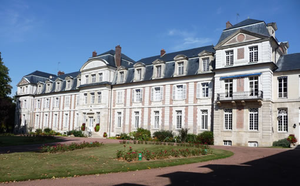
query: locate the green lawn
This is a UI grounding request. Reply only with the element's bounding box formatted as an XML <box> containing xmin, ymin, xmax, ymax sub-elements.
<box><xmin>0</xmin><ymin>136</ymin><xmax>63</xmax><ymax>147</ymax></box>
<box><xmin>0</xmin><ymin>144</ymin><xmax>233</xmax><ymax>182</ymax></box>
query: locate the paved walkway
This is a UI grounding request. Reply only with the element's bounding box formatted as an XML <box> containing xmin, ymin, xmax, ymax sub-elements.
<box><xmin>2</xmin><ymin>138</ymin><xmax>300</xmax><ymax>185</ymax></box>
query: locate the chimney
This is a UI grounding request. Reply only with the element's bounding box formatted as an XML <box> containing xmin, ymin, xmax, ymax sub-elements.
<box><xmin>57</xmin><ymin>71</ymin><xmax>65</xmax><ymax>76</ymax></box>
<box><xmin>92</xmin><ymin>51</ymin><xmax>97</xmax><ymax>57</ymax></box>
<box><xmin>226</xmin><ymin>21</ymin><xmax>233</xmax><ymax>29</ymax></box>
<box><xmin>115</xmin><ymin>45</ymin><xmax>121</xmax><ymax>67</ymax></box>
<box><xmin>160</xmin><ymin>49</ymin><xmax>166</xmax><ymax>57</ymax></box>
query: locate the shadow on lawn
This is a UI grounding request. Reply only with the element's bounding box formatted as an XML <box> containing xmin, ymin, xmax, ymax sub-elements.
<box><xmin>156</xmin><ymin>145</ymin><xmax>300</xmax><ymax>186</ymax></box>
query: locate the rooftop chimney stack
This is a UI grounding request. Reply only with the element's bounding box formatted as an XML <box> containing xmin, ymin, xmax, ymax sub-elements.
<box><xmin>160</xmin><ymin>49</ymin><xmax>166</xmax><ymax>57</ymax></box>
<box><xmin>57</xmin><ymin>71</ymin><xmax>65</xmax><ymax>76</ymax></box>
<box><xmin>92</xmin><ymin>51</ymin><xmax>97</xmax><ymax>57</ymax></box>
<box><xmin>226</xmin><ymin>21</ymin><xmax>233</xmax><ymax>29</ymax></box>
<box><xmin>115</xmin><ymin>45</ymin><xmax>121</xmax><ymax>67</ymax></box>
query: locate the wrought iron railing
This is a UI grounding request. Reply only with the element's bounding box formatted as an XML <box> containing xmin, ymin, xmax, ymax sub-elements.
<box><xmin>217</xmin><ymin>91</ymin><xmax>263</xmax><ymax>101</ymax></box>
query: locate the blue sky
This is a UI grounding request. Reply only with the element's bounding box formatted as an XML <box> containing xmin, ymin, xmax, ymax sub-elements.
<box><xmin>1</xmin><ymin>0</ymin><xmax>300</xmax><ymax>97</ymax></box>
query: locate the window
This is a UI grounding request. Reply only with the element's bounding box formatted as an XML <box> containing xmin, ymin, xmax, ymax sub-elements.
<box><xmin>202</xmin><ymin>58</ymin><xmax>209</xmax><ymax>72</ymax></box>
<box><xmin>117</xmin><ymin>112</ymin><xmax>122</xmax><ymax>128</ymax></box>
<box><xmin>117</xmin><ymin>91</ymin><xmax>123</xmax><ymax>103</ymax></box>
<box><xmin>85</xmin><ymin>75</ymin><xmax>89</xmax><ymax>84</ymax></box>
<box><xmin>56</xmin><ymin>82</ymin><xmax>60</xmax><ymax>91</ymax></box>
<box><xmin>76</xmin><ymin>95</ymin><xmax>79</xmax><ymax>106</ymax></box>
<box><xmin>223</xmin><ymin>140</ymin><xmax>232</xmax><ymax>146</ymax></box>
<box><xmin>46</xmin><ymin>98</ymin><xmax>50</xmax><ymax>108</ymax></box>
<box><xmin>55</xmin><ymin>97</ymin><xmax>59</xmax><ymax>107</ymax></box>
<box><xmin>178</xmin><ymin>62</ymin><xmax>184</xmax><ymax>75</ymax></box>
<box><xmin>173</xmin><ymin>85</ymin><xmax>186</xmax><ymax>100</ymax></box>
<box><xmin>225</xmin><ymin>79</ymin><xmax>233</xmax><ymax>97</ymax></box>
<box><xmin>119</xmin><ymin>71</ymin><xmax>124</xmax><ymax>83</ymax></box>
<box><xmin>249</xmin><ymin>46</ymin><xmax>258</xmax><ymax>62</ymax></box>
<box><xmin>38</xmin><ymin>85</ymin><xmax>42</xmax><ymax>93</ymax></box>
<box><xmin>64</xmin><ymin>113</ymin><xmax>68</xmax><ymax>128</ymax></box>
<box><xmin>151</xmin><ymin>87</ymin><xmax>163</xmax><ymax>101</ymax></box>
<box><xmin>44</xmin><ymin>114</ymin><xmax>48</xmax><ymax>127</ymax></box>
<box><xmin>278</xmin><ymin>77</ymin><xmax>287</xmax><ymax>98</ymax></box>
<box><xmin>156</xmin><ymin>65</ymin><xmax>162</xmax><ymax>78</ymax></box>
<box><xmin>99</xmin><ymin>73</ymin><xmax>103</xmax><ymax>82</ymax></box>
<box><xmin>37</xmin><ymin>99</ymin><xmax>41</xmax><ymax>109</ymax></box>
<box><xmin>278</xmin><ymin>109</ymin><xmax>288</xmax><ymax>132</ymax></box>
<box><xmin>249</xmin><ymin>108</ymin><xmax>258</xmax><ymax>131</ymax></box>
<box><xmin>134</xmin><ymin>111</ymin><xmax>140</xmax><ymax>128</ymax></box>
<box><xmin>91</xmin><ymin>93</ymin><xmax>95</xmax><ymax>104</ymax></box>
<box><xmin>136</xmin><ymin>69</ymin><xmax>142</xmax><ymax>80</ymax></box>
<box><xmin>202</xmin><ymin>83</ymin><xmax>209</xmax><ymax>97</ymax></box>
<box><xmin>53</xmin><ymin>114</ymin><xmax>58</xmax><ymax>128</ymax></box>
<box><xmin>154</xmin><ymin>111</ymin><xmax>160</xmax><ymax>129</ymax></box>
<box><xmin>248</xmin><ymin>141</ymin><xmax>258</xmax><ymax>147</ymax></box>
<box><xmin>67</xmin><ymin>80</ymin><xmax>71</xmax><ymax>89</ymax></box>
<box><xmin>97</xmin><ymin>92</ymin><xmax>102</xmax><ymax>104</ymax></box>
<box><xmin>35</xmin><ymin>115</ymin><xmax>39</xmax><ymax>128</ymax></box>
<box><xmin>249</xmin><ymin>77</ymin><xmax>258</xmax><ymax>96</ymax></box>
<box><xmin>133</xmin><ymin>89</ymin><xmax>143</xmax><ymax>102</ymax></box>
<box><xmin>224</xmin><ymin>109</ymin><xmax>232</xmax><ymax>130</ymax></box>
<box><xmin>96</xmin><ymin>112</ymin><xmax>100</xmax><ymax>124</ymax></box>
<box><xmin>91</xmin><ymin>74</ymin><xmax>96</xmax><ymax>83</ymax></box>
<box><xmin>47</xmin><ymin>84</ymin><xmax>51</xmax><ymax>92</ymax></box>
<box><xmin>84</xmin><ymin>93</ymin><xmax>87</xmax><ymax>104</ymax></box>
<box><xmin>201</xmin><ymin>110</ymin><xmax>208</xmax><ymax>130</ymax></box>
<box><xmin>176</xmin><ymin>110</ymin><xmax>182</xmax><ymax>129</ymax></box>
<box><xmin>226</xmin><ymin>50</ymin><xmax>234</xmax><ymax>66</ymax></box>
<box><xmin>65</xmin><ymin>96</ymin><xmax>70</xmax><ymax>106</ymax></box>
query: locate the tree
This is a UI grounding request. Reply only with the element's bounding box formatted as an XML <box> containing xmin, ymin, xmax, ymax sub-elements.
<box><xmin>0</xmin><ymin>52</ymin><xmax>12</xmax><ymax>98</ymax></box>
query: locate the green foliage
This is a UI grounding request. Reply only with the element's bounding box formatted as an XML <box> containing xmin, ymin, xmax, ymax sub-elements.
<box><xmin>196</xmin><ymin>131</ymin><xmax>214</xmax><ymax>145</ymax></box>
<box><xmin>273</xmin><ymin>138</ymin><xmax>290</xmax><ymax>148</ymax></box>
<box><xmin>43</xmin><ymin>128</ymin><xmax>51</xmax><ymax>133</ymax></box>
<box><xmin>120</xmin><ymin>133</ymin><xmax>130</xmax><ymax>140</ymax></box>
<box><xmin>133</xmin><ymin>128</ymin><xmax>151</xmax><ymax>141</ymax></box>
<box><xmin>94</xmin><ymin>124</ymin><xmax>100</xmax><ymax>132</ymax></box>
<box><xmin>67</xmin><ymin>130</ymin><xmax>85</xmax><ymax>137</ymax></box>
<box><xmin>186</xmin><ymin>134</ymin><xmax>197</xmax><ymax>143</ymax></box>
<box><xmin>35</xmin><ymin>129</ymin><xmax>42</xmax><ymax>135</ymax></box>
<box><xmin>40</xmin><ymin>141</ymin><xmax>104</xmax><ymax>153</ymax></box>
<box><xmin>0</xmin><ymin>53</ymin><xmax>12</xmax><ymax>98</ymax></box>
<box><xmin>153</xmin><ymin>130</ymin><xmax>174</xmax><ymax>142</ymax></box>
<box><xmin>0</xmin><ymin>98</ymin><xmax>15</xmax><ymax>133</ymax></box>
<box><xmin>179</xmin><ymin>128</ymin><xmax>189</xmax><ymax>143</ymax></box>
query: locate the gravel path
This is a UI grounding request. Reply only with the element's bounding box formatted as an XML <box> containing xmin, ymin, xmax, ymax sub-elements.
<box><xmin>1</xmin><ymin>137</ymin><xmax>299</xmax><ymax>185</ymax></box>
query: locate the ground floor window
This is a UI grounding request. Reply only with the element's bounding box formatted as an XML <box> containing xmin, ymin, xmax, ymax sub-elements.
<box><xmin>35</xmin><ymin>115</ymin><xmax>39</xmax><ymax>128</ymax></box>
<box><xmin>224</xmin><ymin>109</ymin><xmax>232</xmax><ymax>130</ymax></box>
<box><xmin>154</xmin><ymin>111</ymin><xmax>159</xmax><ymax>129</ymax></box>
<box><xmin>176</xmin><ymin>110</ymin><xmax>182</xmax><ymax>129</ymax></box>
<box><xmin>249</xmin><ymin>108</ymin><xmax>258</xmax><ymax>131</ymax></box>
<box><xmin>201</xmin><ymin>110</ymin><xmax>208</xmax><ymax>130</ymax></box>
<box><xmin>117</xmin><ymin>112</ymin><xmax>122</xmax><ymax>128</ymax></box>
<box><xmin>223</xmin><ymin>140</ymin><xmax>232</xmax><ymax>146</ymax></box>
<box><xmin>278</xmin><ymin>108</ymin><xmax>288</xmax><ymax>132</ymax></box>
<box><xmin>64</xmin><ymin>113</ymin><xmax>69</xmax><ymax>128</ymax></box>
<box><xmin>134</xmin><ymin>111</ymin><xmax>139</xmax><ymax>128</ymax></box>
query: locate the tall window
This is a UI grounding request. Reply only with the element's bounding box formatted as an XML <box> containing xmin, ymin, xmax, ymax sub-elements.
<box><xmin>23</xmin><ymin>100</ymin><xmax>27</xmax><ymax>108</ymax></box>
<box><xmin>173</xmin><ymin>85</ymin><xmax>186</xmax><ymax>100</ymax></box>
<box><xmin>84</xmin><ymin>93</ymin><xmax>87</xmax><ymax>104</ymax></box>
<box><xmin>67</xmin><ymin>80</ymin><xmax>71</xmax><ymax>89</ymax></box>
<box><xmin>224</xmin><ymin>109</ymin><xmax>232</xmax><ymax>130</ymax></box>
<box><xmin>202</xmin><ymin>83</ymin><xmax>209</xmax><ymax>97</ymax></box>
<box><xmin>55</xmin><ymin>97</ymin><xmax>59</xmax><ymax>107</ymax></box>
<box><xmin>76</xmin><ymin>95</ymin><xmax>79</xmax><ymax>106</ymax></box>
<box><xmin>56</xmin><ymin>82</ymin><xmax>60</xmax><ymax>91</ymax></box>
<box><xmin>201</xmin><ymin>110</ymin><xmax>208</xmax><ymax>130</ymax></box>
<box><xmin>53</xmin><ymin>114</ymin><xmax>58</xmax><ymax>128</ymax></box>
<box><xmin>97</xmin><ymin>92</ymin><xmax>102</xmax><ymax>104</ymax></box>
<box><xmin>202</xmin><ymin>58</ymin><xmax>209</xmax><ymax>72</ymax></box>
<box><xmin>65</xmin><ymin>96</ymin><xmax>70</xmax><ymax>106</ymax></box>
<box><xmin>134</xmin><ymin>89</ymin><xmax>142</xmax><ymax>102</ymax></box>
<box><xmin>47</xmin><ymin>84</ymin><xmax>51</xmax><ymax>92</ymax></box>
<box><xmin>249</xmin><ymin>108</ymin><xmax>258</xmax><ymax>131</ymax></box>
<box><xmin>152</xmin><ymin>87</ymin><xmax>163</xmax><ymax>101</ymax></box>
<box><xmin>119</xmin><ymin>72</ymin><xmax>124</xmax><ymax>83</ymax></box>
<box><xmin>278</xmin><ymin>109</ymin><xmax>288</xmax><ymax>132</ymax></box>
<box><xmin>85</xmin><ymin>75</ymin><xmax>89</xmax><ymax>84</ymax></box>
<box><xmin>178</xmin><ymin>62</ymin><xmax>184</xmax><ymax>75</ymax></box>
<box><xmin>44</xmin><ymin>114</ymin><xmax>48</xmax><ymax>127</ymax></box>
<box><xmin>134</xmin><ymin>111</ymin><xmax>140</xmax><ymax>128</ymax></box>
<box><xmin>136</xmin><ymin>69</ymin><xmax>142</xmax><ymax>80</ymax></box>
<box><xmin>46</xmin><ymin>98</ymin><xmax>50</xmax><ymax>108</ymax></box>
<box><xmin>154</xmin><ymin>111</ymin><xmax>159</xmax><ymax>129</ymax></box>
<box><xmin>91</xmin><ymin>93</ymin><xmax>95</xmax><ymax>104</ymax></box>
<box><xmin>117</xmin><ymin>112</ymin><xmax>122</xmax><ymax>128</ymax></box>
<box><xmin>278</xmin><ymin>77</ymin><xmax>287</xmax><ymax>98</ymax></box>
<box><xmin>226</xmin><ymin>50</ymin><xmax>234</xmax><ymax>66</ymax></box>
<box><xmin>37</xmin><ymin>99</ymin><xmax>41</xmax><ymax>109</ymax></box>
<box><xmin>249</xmin><ymin>46</ymin><xmax>258</xmax><ymax>62</ymax></box>
<box><xmin>96</xmin><ymin>112</ymin><xmax>100</xmax><ymax>124</ymax></box>
<box><xmin>225</xmin><ymin>79</ymin><xmax>233</xmax><ymax>97</ymax></box>
<box><xmin>249</xmin><ymin>76</ymin><xmax>258</xmax><ymax>96</ymax></box>
<box><xmin>117</xmin><ymin>91</ymin><xmax>123</xmax><ymax>103</ymax></box>
<box><xmin>176</xmin><ymin>110</ymin><xmax>182</xmax><ymax>129</ymax></box>
<box><xmin>99</xmin><ymin>73</ymin><xmax>103</xmax><ymax>82</ymax></box>
<box><xmin>156</xmin><ymin>65</ymin><xmax>162</xmax><ymax>78</ymax></box>
<box><xmin>64</xmin><ymin>113</ymin><xmax>68</xmax><ymax>128</ymax></box>
<box><xmin>35</xmin><ymin>115</ymin><xmax>39</xmax><ymax>128</ymax></box>
<box><xmin>91</xmin><ymin>74</ymin><xmax>96</xmax><ymax>83</ymax></box>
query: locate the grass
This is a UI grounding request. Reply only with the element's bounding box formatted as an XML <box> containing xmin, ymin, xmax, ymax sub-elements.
<box><xmin>0</xmin><ymin>144</ymin><xmax>233</xmax><ymax>182</ymax></box>
<box><xmin>0</xmin><ymin>136</ymin><xmax>63</xmax><ymax>147</ymax></box>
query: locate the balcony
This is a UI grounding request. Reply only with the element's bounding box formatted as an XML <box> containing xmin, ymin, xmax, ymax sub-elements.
<box><xmin>217</xmin><ymin>91</ymin><xmax>263</xmax><ymax>102</ymax></box>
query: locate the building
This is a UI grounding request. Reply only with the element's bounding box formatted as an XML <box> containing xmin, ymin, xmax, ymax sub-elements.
<box><xmin>15</xmin><ymin>19</ymin><xmax>300</xmax><ymax>146</ymax></box>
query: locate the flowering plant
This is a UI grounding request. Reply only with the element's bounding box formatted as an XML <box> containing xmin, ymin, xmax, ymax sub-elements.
<box><xmin>94</xmin><ymin>123</ymin><xmax>100</xmax><ymax>132</ymax></box>
<box><xmin>103</xmin><ymin>132</ymin><xmax>107</xmax><ymax>137</ymax></box>
<box><xmin>81</xmin><ymin>123</ymin><xmax>86</xmax><ymax>131</ymax></box>
<box><xmin>287</xmin><ymin>134</ymin><xmax>297</xmax><ymax>146</ymax></box>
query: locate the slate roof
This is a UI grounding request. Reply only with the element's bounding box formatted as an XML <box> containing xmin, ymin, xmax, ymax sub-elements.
<box><xmin>217</xmin><ymin>19</ymin><xmax>270</xmax><ymax>45</ymax></box>
<box><xmin>275</xmin><ymin>53</ymin><xmax>300</xmax><ymax>72</ymax></box>
<box><xmin>96</xmin><ymin>50</ymin><xmax>135</xmax><ymax>68</ymax></box>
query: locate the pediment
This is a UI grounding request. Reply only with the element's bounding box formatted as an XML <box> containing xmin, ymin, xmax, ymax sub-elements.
<box><xmin>174</xmin><ymin>54</ymin><xmax>188</xmax><ymax>61</ymax></box>
<box><xmin>80</xmin><ymin>59</ymin><xmax>108</xmax><ymax>72</ymax></box>
<box><xmin>117</xmin><ymin>66</ymin><xmax>127</xmax><ymax>70</ymax></box>
<box><xmin>133</xmin><ymin>62</ymin><xmax>145</xmax><ymax>68</ymax></box>
<box><xmin>198</xmin><ymin>50</ymin><xmax>214</xmax><ymax>57</ymax></box>
<box><xmin>18</xmin><ymin>78</ymin><xmax>30</xmax><ymax>86</ymax></box>
<box><xmin>152</xmin><ymin>59</ymin><xmax>165</xmax><ymax>65</ymax></box>
<box><xmin>65</xmin><ymin>76</ymin><xmax>73</xmax><ymax>80</ymax></box>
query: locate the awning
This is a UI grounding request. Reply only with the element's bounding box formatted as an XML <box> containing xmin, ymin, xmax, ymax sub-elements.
<box><xmin>220</xmin><ymin>73</ymin><xmax>262</xmax><ymax>80</ymax></box>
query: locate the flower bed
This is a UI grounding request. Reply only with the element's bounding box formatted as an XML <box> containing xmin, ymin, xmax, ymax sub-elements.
<box><xmin>116</xmin><ymin>144</ymin><xmax>210</xmax><ymax>162</ymax></box>
<box><xmin>40</xmin><ymin>141</ymin><xmax>104</xmax><ymax>153</ymax></box>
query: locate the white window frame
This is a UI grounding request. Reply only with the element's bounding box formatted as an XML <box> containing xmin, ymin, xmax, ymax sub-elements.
<box><xmin>55</xmin><ymin>97</ymin><xmax>59</xmax><ymax>107</ymax></box>
<box><xmin>249</xmin><ymin>46</ymin><xmax>258</xmax><ymax>62</ymax></box>
<box><xmin>151</xmin><ymin>86</ymin><xmax>163</xmax><ymax>101</ymax></box>
<box><xmin>249</xmin><ymin>76</ymin><xmax>259</xmax><ymax>96</ymax></box>
<box><xmin>154</xmin><ymin>111</ymin><xmax>160</xmax><ymax>129</ymax></box>
<box><xmin>64</xmin><ymin>113</ymin><xmax>69</xmax><ymax>128</ymax></box>
<box><xmin>223</xmin><ymin>140</ymin><xmax>232</xmax><ymax>146</ymax></box>
<box><xmin>53</xmin><ymin>113</ymin><xmax>58</xmax><ymax>128</ymax></box>
<box><xmin>201</xmin><ymin>110</ymin><xmax>208</xmax><ymax>130</ymax></box>
<box><xmin>278</xmin><ymin>108</ymin><xmax>288</xmax><ymax>132</ymax></box>
<box><xmin>225</xmin><ymin>50</ymin><xmax>234</xmax><ymax>66</ymax></box>
<box><xmin>176</xmin><ymin>110</ymin><xmax>183</xmax><ymax>129</ymax></box>
<box><xmin>97</xmin><ymin>92</ymin><xmax>102</xmax><ymax>104</ymax></box>
<box><xmin>99</xmin><ymin>73</ymin><xmax>103</xmax><ymax>82</ymax></box>
<box><xmin>202</xmin><ymin>58</ymin><xmax>209</xmax><ymax>72</ymax></box>
<box><xmin>224</xmin><ymin>109</ymin><xmax>232</xmax><ymax>130</ymax></box>
<box><xmin>117</xmin><ymin>91</ymin><xmax>123</xmax><ymax>104</ymax></box>
<box><xmin>56</xmin><ymin>82</ymin><xmax>61</xmax><ymax>91</ymax></box>
<box><xmin>85</xmin><ymin>75</ymin><xmax>89</xmax><ymax>84</ymax></box>
<box><xmin>35</xmin><ymin>114</ymin><xmax>39</xmax><ymax>128</ymax></box>
<box><xmin>46</xmin><ymin>98</ymin><xmax>50</xmax><ymax>108</ymax></box>
<box><xmin>37</xmin><ymin>99</ymin><xmax>41</xmax><ymax>109</ymax></box>
<box><xmin>178</xmin><ymin>62</ymin><xmax>184</xmax><ymax>75</ymax></box>
<box><xmin>44</xmin><ymin>114</ymin><xmax>48</xmax><ymax>127</ymax></box>
<box><xmin>117</xmin><ymin>112</ymin><xmax>122</xmax><ymax>128</ymax></box>
<box><xmin>47</xmin><ymin>84</ymin><xmax>51</xmax><ymax>92</ymax></box>
<box><xmin>225</xmin><ymin>79</ymin><xmax>233</xmax><ymax>98</ymax></box>
<box><xmin>133</xmin><ymin>89</ymin><xmax>143</xmax><ymax>102</ymax></box>
<box><xmin>119</xmin><ymin>71</ymin><xmax>125</xmax><ymax>83</ymax></box>
<box><xmin>156</xmin><ymin>65</ymin><xmax>162</xmax><ymax>78</ymax></box>
<box><xmin>202</xmin><ymin>82</ymin><xmax>209</xmax><ymax>98</ymax></box>
<box><xmin>134</xmin><ymin>111</ymin><xmax>140</xmax><ymax>129</ymax></box>
<box><xmin>91</xmin><ymin>93</ymin><xmax>95</xmax><ymax>104</ymax></box>
<box><xmin>84</xmin><ymin>93</ymin><xmax>88</xmax><ymax>104</ymax></box>
<box><xmin>67</xmin><ymin>80</ymin><xmax>71</xmax><ymax>89</ymax></box>
<box><xmin>173</xmin><ymin>84</ymin><xmax>186</xmax><ymax>100</ymax></box>
<box><xmin>65</xmin><ymin>96</ymin><xmax>70</xmax><ymax>107</ymax></box>
<box><xmin>91</xmin><ymin>74</ymin><xmax>96</xmax><ymax>83</ymax></box>
<box><xmin>249</xmin><ymin>108</ymin><xmax>258</xmax><ymax>131</ymax></box>
<box><xmin>278</xmin><ymin>76</ymin><xmax>287</xmax><ymax>98</ymax></box>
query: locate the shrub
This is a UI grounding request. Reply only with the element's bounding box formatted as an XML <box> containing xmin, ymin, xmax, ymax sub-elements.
<box><xmin>43</xmin><ymin>128</ymin><xmax>52</xmax><ymax>134</ymax></box>
<box><xmin>179</xmin><ymin>128</ymin><xmax>189</xmax><ymax>143</ymax></box>
<box><xmin>120</xmin><ymin>133</ymin><xmax>130</xmax><ymax>140</ymax></box>
<box><xmin>94</xmin><ymin>124</ymin><xmax>100</xmax><ymax>132</ymax></box>
<box><xmin>81</xmin><ymin>123</ymin><xmax>86</xmax><ymax>131</ymax></box>
<box><xmin>40</xmin><ymin>141</ymin><xmax>104</xmax><ymax>153</ymax></box>
<box><xmin>186</xmin><ymin>134</ymin><xmax>197</xmax><ymax>143</ymax></box>
<box><xmin>35</xmin><ymin>129</ymin><xmax>42</xmax><ymax>135</ymax></box>
<box><xmin>67</xmin><ymin>130</ymin><xmax>85</xmax><ymax>137</ymax></box>
<box><xmin>153</xmin><ymin>130</ymin><xmax>174</xmax><ymax>142</ymax></box>
<box><xmin>197</xmin><ymin>131</ymin><xmax>214</xmax><ymax>145</ymax></box>
<box><xmin>133</xmin><ymin>128</ymin><xmax>151</xmax><ymax>141</ymax></box>
<box><xmin>273</xmin><ymin>138</ymin><xmax>290</xmax><ymax>148</ymax></box>
<box><xmin>287</xmin><ymin>134</ymin><xmax>297</xmax><ymax>145</ymax></box>
<box><xmin>103</xmin><ymin>132</ymin><xmax>107</xmax><ymax>137</ymax></box>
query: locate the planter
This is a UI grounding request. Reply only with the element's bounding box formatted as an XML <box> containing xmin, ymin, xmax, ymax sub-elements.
<box><xmin>94</xmin><ymin>124</ymin><xmax>100</xmax><ymax>132</ymax></box>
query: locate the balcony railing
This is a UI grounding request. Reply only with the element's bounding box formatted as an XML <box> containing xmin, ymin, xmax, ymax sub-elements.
<box><xmin>217</xmin><ymin>91</ymin><xmax>263</xmax><ymax>101</ymax></box>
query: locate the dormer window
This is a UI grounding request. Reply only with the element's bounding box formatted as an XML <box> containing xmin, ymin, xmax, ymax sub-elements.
<box><xmin>56</xmin><ymin>82</ymin><xmax>61</xmax><ymax>92</ymax></box>
<box><xmin>152</xmin><ymin>59</ymin><xmax>165</xmax><ymax>79</ymax></box>
<box><xmin>133</xmin><ymin>62</ymin><xmax>145</xmax><ymax>82</ymax></box>
<box><xmin>202</xmin><ymin>58</ymin><xmax>209</xmax><ymax>72</ymax></box>
<box><xmin>226</xmin><ymin>50</ymin><xmax>234</xmax><ymax>66</ymax></box>
<box><xmin>99</xmin><ymin>73</ymin><xmax>103</xmax><ymax>82</ymax></box>
<box><xmin>119</xmin><ymin>71</ymin><xmax>124</xmax><ymax>83</ymax></box>
<box><xmin>178</xmin><ymin>62</ymin><xmax>184</xmax><ymax>75</ymax></box>
<box><xmin>156</xmin><ymin>65</ymin><xmax>162</xmax><ymax>78</ymax></box>
<box><xmin>91</xmin><ymin>74</ymin><xmax>96</xmax><ymax>83</ymax></box>
<box><xmin>67</xmin><ymin>80</ymin><xmax>71</xmax><ymax>89</ymax></box>
<box><xmin>46</xmin><ymin>84</ymin><xmax>51</xmax><ymax>92</ymax></box>
<box><xmin>174</xmin><ymin>55</ymin><xmax>188</xmax><ymax>76</ymax></box>
<box><xmin>136</xmin><ymin>69</ymin><xmax>142</xmax><ymax>80</ymax></box>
